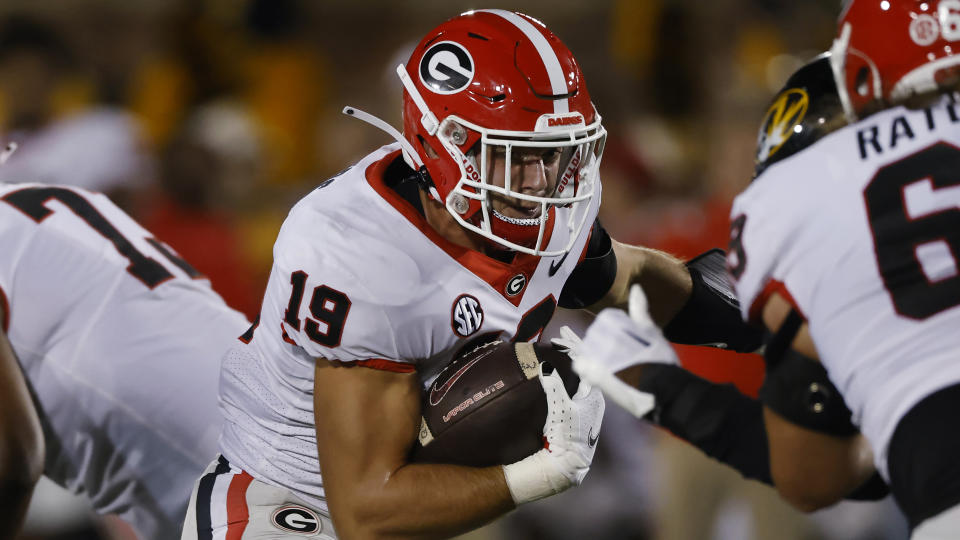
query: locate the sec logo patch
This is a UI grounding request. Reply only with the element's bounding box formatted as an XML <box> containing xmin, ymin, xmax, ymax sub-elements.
<box><xmin>272</xmin><ymin>505</ymin><xmax>321</xmax><ymax>536</ymax></box>
<box><xmin>451</xmin><ymin>294</ymin><xmax>484</xmax><ymax>337</ymax></box>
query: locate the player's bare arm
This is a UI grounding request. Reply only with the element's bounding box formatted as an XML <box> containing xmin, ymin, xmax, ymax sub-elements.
<box><xmin>762</xmin><ymin>410</ymin><xmax>876</xmax><ymax>512</ymax></box>
<box><xmin>0</xmin><ymin>304</ymin><xmax>45</xmax><ymax>537</ymax></box>
<box><xmin>588</xmin><ymin>241</ymin><xmax>692</xmax><ymax>326</ymax></box>
<box><xmin>758</xmin><ymin>292</ymin><xmax>878</xmax><ymax>511</ymax></box>
<box><xmin>314</xmin><ymin>359</ymin><xmax>512</xmax><ymax>539</ymax></box>
<box><xmin>759</xmin><ymin>292</ymin><xmax>816</xmax><ymax>357</ymax></box>
<box><xmin>587</xmin><ymin>244</ymin><xmax>764</xmax><ymax>354</ymax></box>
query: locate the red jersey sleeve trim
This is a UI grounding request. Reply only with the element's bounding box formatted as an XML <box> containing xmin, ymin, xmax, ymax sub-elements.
<box><xmin>748</xmin><ymin>279</ymin><xmax>804</xmax><ymax>325</ymax></box>
<box><xmin>351</xmin><ymin>358</ymin><xmax>416</xmax><ymax>373</ymax></box>
<box><xmin>280</xmin><ymin>323</ymin><xmax>297</xmax><ymax>346</ymax></box>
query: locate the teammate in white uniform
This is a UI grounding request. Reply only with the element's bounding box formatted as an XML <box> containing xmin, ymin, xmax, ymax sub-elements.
<box><xmin>563</xmin><ymin>2</ymin><xmax>960</xmax><ymax>538</ymax></box>
<box><xmin>731</xmin><ymin>75</ymin><xmax>960</xmax><ymax>497</ymax></box>
<box><xmin>731</xmin><ymin>2</ymin><xmax>960</xmax><ymax>534</ymax></box>
<box><xmin>183</xmin><ymin>9</ymin><xmax>762</xmax><ymax>540</ymax></box>
<box><xmin>0</xmin><ymin>182</ymin><xmax>249</xmax><ymax>538</ymax></box>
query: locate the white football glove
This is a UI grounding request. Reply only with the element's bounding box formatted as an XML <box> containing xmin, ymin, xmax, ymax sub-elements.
<box><xmin>552</xmin><ymin>284</ymin><xmax>678</xmax><ymax>419</ymax></box>
<box><xmin>502</xmin><ymin>362</ymin><xmax>604</xmax><ymax>505</ymax></box>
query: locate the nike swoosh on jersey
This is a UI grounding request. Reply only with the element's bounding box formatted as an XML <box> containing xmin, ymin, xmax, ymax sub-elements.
<box><xmin>588</xmin><ymin>427</ymin><xmax>599</xmax><ymax>447</ymax></box>
<box><xmin>548</xmin><ymin>251</ymin><xmax>569</xmax><ymax>277</ymax></box>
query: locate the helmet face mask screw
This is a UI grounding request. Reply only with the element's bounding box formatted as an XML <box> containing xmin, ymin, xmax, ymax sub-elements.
<box><xmin>451</xmin><ymin>194</ymin><xmax>470</xmax><ymax>214</ymax></box>
<box><xmin>446</xmin><ymin>122</ymin><xmax>468</xmax><ymax>146</ymax></box>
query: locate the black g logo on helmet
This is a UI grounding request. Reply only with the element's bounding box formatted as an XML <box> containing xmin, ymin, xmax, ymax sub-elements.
<box><xmin>419</xmin><ymin>41</ymin><xmax>475</xmax><ymax>94</ymax></box>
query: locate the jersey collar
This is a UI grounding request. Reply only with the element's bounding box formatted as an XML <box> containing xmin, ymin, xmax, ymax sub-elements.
<box><xmin>366</xmin><ymin>150</ymin><xmax>552</xmax><ymax>306</ymax></box>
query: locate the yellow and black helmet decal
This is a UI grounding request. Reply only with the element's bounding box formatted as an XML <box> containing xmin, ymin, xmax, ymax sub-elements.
<box><xmin>753</xmin><ymin>53</ymin><xmax>846</xmax><ymax>180</ymax></box>
<box><xmin>756</xmin><ymin>88</ymin><xmax>809</xmax><ymax>165</ymax></box>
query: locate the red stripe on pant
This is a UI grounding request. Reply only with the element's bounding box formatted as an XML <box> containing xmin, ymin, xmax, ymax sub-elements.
<box><xmin>225</xmin><ymin>471</ymin><xmax>255</xmax><ymax>540</ymax></box>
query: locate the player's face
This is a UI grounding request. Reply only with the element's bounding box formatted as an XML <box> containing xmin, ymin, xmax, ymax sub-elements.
<box><xmin>485</xmin><ymin>146</ymin><xmax>563</xmax><ymax>220</ymax></box>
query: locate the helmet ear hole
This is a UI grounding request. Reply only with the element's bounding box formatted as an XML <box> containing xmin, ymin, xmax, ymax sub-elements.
<box><xmin>855</xmin><ymin>66</ymin><xmax>871</xmax><ymax>97</ymax></box>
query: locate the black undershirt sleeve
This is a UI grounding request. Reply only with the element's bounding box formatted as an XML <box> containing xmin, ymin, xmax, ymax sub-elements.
<box><xmin>638</xmin><ymin>364</ymin><xmax>772</xmax><ymax>483</ymax></box>
<box><xmin>558</xmin><ymin>219</ymin><xmax>617</xmax><ymax>309</ymax></box>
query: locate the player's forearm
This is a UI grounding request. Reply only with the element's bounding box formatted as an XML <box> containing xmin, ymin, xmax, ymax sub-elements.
<box><xmin>592</xmin><ymin>241</ymin><xmax>691</xmax><ymax>326</ymax></box>
<box><xmin>329</xmin><ymin>462</ymin><xmax>513</xmax><ymax>540</ymax></box>
<box><xmin>764</xmin><ymin>408</ymin><xmax>877</xmax><ymax>512</ymax></box>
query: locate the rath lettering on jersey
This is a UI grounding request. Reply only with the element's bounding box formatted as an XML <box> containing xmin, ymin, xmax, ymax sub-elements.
<box><xmin>857</xmin><ymin>98</ymin><xmax>960</xmax><ymax>159</ymax></box>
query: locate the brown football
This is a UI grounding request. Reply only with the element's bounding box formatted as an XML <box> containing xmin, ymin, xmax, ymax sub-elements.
<box><xmin>410</xmin><ymin>340</ymin><xmax>578</xmax><ymax>467</ymax></box>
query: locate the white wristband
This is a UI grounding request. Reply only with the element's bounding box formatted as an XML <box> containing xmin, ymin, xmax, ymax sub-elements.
<box><xmin>502</xmin><ymin>449</ymin><xmax>570</xmax><ymax>505</ymax></box>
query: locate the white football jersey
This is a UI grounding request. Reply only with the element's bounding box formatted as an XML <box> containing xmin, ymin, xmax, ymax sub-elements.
<box><xmin>0</xmin><ymin>183</ymin><xmax>249</xmax><ymax>539</ymax></box>
<box><xmin>219</xmin><ymin>143</ymin><xmax>601</xmax><ymax>511</ymax></box>
<box><xmin>729</xmin><ymin>95</ymin><xmax>960</xmax><ymax>479</ymax></box>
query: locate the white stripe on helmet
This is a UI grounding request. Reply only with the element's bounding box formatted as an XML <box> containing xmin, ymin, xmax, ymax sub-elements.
<box><xmin>479</xmin><ymin>9</ymin><xmax>570</xmax><ymax>114</ymax></box>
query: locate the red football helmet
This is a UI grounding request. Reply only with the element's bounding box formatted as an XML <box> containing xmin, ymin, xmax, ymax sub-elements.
<box><xmin>346</xmin><ymin>10</ymin><xmax>605</xmax><ymax>256</ymax></box>
<box><xmin>831</xmin><ymin>0</ymin><xmax>960</xmax><ymax>120</ymax></box>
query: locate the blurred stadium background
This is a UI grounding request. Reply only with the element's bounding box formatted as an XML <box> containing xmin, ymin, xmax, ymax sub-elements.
<box><xmin>0</xmin><ymin>1</ymin><xmax>909</xmax><ymax>539</ymax></box>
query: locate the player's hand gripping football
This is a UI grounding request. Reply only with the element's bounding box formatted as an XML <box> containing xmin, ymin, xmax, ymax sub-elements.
<box><xmin>552</xmin><ymin>284</ymin><xmax>678</xmax><ymax>419</ymax></box>
<box><xmin>502</xmin><ymin>362</ymin><xmax>604</xmax><ymax>505</ymax></box>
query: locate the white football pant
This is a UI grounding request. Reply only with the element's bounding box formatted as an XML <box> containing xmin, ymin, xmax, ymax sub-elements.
<box><xmin>181</xmin><ymin>456</ymin><xmax>337</xmax><ymax>539</ymax></box>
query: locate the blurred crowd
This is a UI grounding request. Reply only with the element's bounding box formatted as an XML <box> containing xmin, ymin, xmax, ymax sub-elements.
<box><xmin>1</xmin><ymin>0</ymin><xmax>909</xmax><ymax>539</ymax></box>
